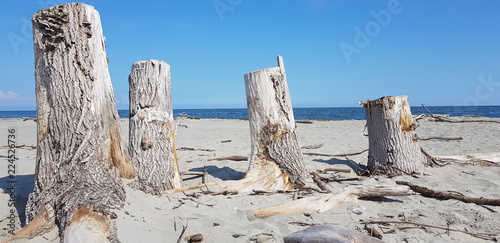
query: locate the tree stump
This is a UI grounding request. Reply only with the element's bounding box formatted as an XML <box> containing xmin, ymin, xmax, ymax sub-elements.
<box><xmin>233</xmin><ymin>55</ymin><xmax>307</xmax><ymax>191</ymax></box>
<box><xmin>8</xmin><ymin>3</ymin><xmax>134</xmax><ymax>242</ymax></box>
<box><xmin>359</xmin><ymin>96</ymin><xmax>429</xmax><ymax>174</ymax></box>
<box><xmin>128</xmin><ymin>59</ymin><xmax>182</xmax><ymax>194</ymax></box>
<box><xmin>165</xmin><ymin>56</ymin><xmax>307</xmax><ymax>194</ymax></box>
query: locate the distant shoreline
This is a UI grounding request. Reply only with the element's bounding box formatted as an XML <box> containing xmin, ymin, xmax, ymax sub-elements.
<box><xmin>1</xmin><ymin>106</ymin><xmax>499</xmax><ymax>120</ymax></box>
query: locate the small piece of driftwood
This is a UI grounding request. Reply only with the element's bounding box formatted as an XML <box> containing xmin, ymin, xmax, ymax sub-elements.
<box><xmin>22</xmin><ymin>117</ymin><xmax>37</xmax><ymax>122</ymax></box>
<box><xmin>362</xmin><ymin>220</ymin><xmax>497</xmax><ymax>241</ymax></box>
<box><xmin>208</xmin><ymin>156</ymin><xmax>248</xmax><ymax>162</ymax></box>
<box><xmin>311</xmin><ymin>172</ymin><xmax>331</xmax><ymax>193</ymax></box>
<box><xmin>220</xmin><ymin>140</ymin><xmax>232</xmax><ymax>143</ymax></box>
<box><xmin>303</xmin><ymin>149</ymin><xmax>368</xmax><ymax>157</ymax></box>
<box><xmin>317</xmin><ymin>168</ymin><xmax>351</xmax><ymax>173</ymax></box>
<box><xmin>177</xmin><ymin>147</ymin><xmax>215</xmax><ymax>152</ymax></box>
<box><xmin>295</xmin><ymin>120</ymin><xmax>313</xmax><ymax>124</ymax></box>
<box><xmin>396</xmin><ymin>181</ymin><xmax>500</xmax><ymax>206</ymax></box>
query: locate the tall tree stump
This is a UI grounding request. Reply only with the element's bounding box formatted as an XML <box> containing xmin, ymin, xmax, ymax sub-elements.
<box><xmin>128</xmin><ymin>59</ymin><xmax>182</xmax><ymax>194</ymax></box>
<box><xmin>236</xmin><ymin>55</ymin><xmax>307</xmax><ymax>190</ymax></box>
<box><xmin>8</xmin><ymin>3</ymin><xmax>134</xmax><ymax>242</ymax></box>
<box><xmin>359</xmin><ymin>96</ymin><xmax>429</xmax><ymax>174</ymax></box>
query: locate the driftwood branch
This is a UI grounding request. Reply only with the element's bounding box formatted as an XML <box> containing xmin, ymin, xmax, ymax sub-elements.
<box><xmin>317</xmin><ymin>168</ymin><xmax>351</xmax><ymax>173</ymax></box>
<box><xmin>177</xmin><ymin>147</ymin><xmax>215</xmax><ymax>152</ymax></box>
<box><xmin>416</xmin><ymin>136</ymin><xmax>463</xmax><ymax>141</ymax></box>
<box><xmin>22</xmin><ymin>117</ymin><xmax>37</xmax><ymax>122</ymax></box>
<box><xmin>422</xmin><ymin>104</ymin><xmax>500</xmax><ymax>124</ymax></box>
<box><xmin>362</xmin><ymin>220</ymin><xmax>498</xmax><ymax>241</ymax></box>
<box><xmin>310</xmin><ymin>172</ymin><xmax>331</xmax><ymax>193</ymax></box>
<box><xmin>396</xmin><ymin>181</ymin><xmax>500</xmax><ymax>206</ymax></box>
<box><xmin>303</xmin><ymin>149</ymin><xmax>368</xmax><ymax>157</ymax></box>
<box><xmin>208</xmin><ymin>156</ymin><xmax>248</xmax><ymax>161</ymax></box>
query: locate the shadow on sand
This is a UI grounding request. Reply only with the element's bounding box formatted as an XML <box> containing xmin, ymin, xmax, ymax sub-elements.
<box><xmin>0</xmin><ymin>174</ymin><xmax>35</xmax><ymax>227</ymax></box>
<box><xmin>312</xmin><ymin>158</ymin><xmax>368</xmax><ymax>173</ymax></box>
<box><xmin>187</xmin><ymin>166</ymin><xmax>246</xmax><ymax>181</ymax></box>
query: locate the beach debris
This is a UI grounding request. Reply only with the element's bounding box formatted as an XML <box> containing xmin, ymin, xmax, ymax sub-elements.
<box><xmin>396</xmin><ymin>181</ymin><xmax>500</xmax><ymax>206</ymax></box>
<box><xmin>310</xmin><ymin>172</ymin><xmax>332</xmax><ymax>193</ymax></box>
<box><xmin>284</xmin><ymin>225</ymin><xmax>384</xmax><ymax>243</ymax></box>
<box><xmin>253</xmin><ymin>185</ymin><xmax>411</xmax><ymax>218</ymax></box>
<box><xmin>347</xmin><ymin>205</ymin><xmax>365</xmax><ymax>215</ymax></box>
<box><xmin>208</xmin><ymin>156</ymin><xmax>248</xmax><ymax>161</ymax></box>
<box><xmin>303</xmin><ymin>149</ymin><xmax>368</xmax><ymax>157</ymax></box>
<box><xmin>301</xmin><ymin>143</ymin><xmax>324</xmax><ymax>149</ymax></box>
<box><xmin>5</xmin><ymin>3</ymin><xmax>136</xmax><ymax>243</ymax></box>
<box><xmin>360</xmin><ymin>96</ymin><xmax>437</xmax><ymax>175</ymax></box>
<box><xmin>177</xmin><ymin>147</ymin><xmax>216</xmax><ymax>152</ymax></box>
<box><xmin>433</xmin><ymin>152</ymin><xmax>500</xmax><ymax>167</ymax></box>
<box><xmin>220</xmin><ymin>139</ymin><xmax>232</xmax><ymax>143</ymax></box>
<box><xmin>295</xmin><ymin>120</ymin><xmax>313</xmax><ymax>124</ymax></box>
<box><xmin>362</xmin><ymin>220</ymin><xmax>498</xmax><ymax>241</ymax></box>
<box><xmin>21</xmin><ymin>117</ymin><xmax>37</xmax><ymax>122</ymax></box>
<box><xmin>416</xmin><ymin>136</ymin><xmax>463</xmax><ymax>141</ymax></box>
<box><xmin>288</xmin><ymin>222</ymin><xmax>320</xmax><ymax>227</ymax></box>
<box><xmin>185</xmin><ymin>234</ymin><xmax>203</xmax><ymax>243</ymax></box>
<box><xmin>364</xmin><ymin>224</ymin><xmax>383</xmax><ymax>239</ymax></box>
<box><xmin>422</xmin><ymin>104</ymin><xmax>500</xmax><ymax>123</ymax></box>
<box><xmin>317</xmin><ymin>168</ymin><xmax>351</xmax><ymax>173</ymax></box>
<box><xmin>176</xmin><ymin>220</ymin><xmax>189</xmax><ymax>243</ymax></box>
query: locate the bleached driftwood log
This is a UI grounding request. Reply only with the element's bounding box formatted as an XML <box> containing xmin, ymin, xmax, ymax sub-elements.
<box><xmin>253</xmin><ymin>185</ymin><xmax>411</xmax><ymax>218</ymax></box>
<box><xmin>359</xmin><ymin>96</ymin><xmax>430</xmax><ymax>174</ymax></box>
<box><xmin>6</xmin><ymin>3</ymin><xmax>133</xmax><ymax>242</ymax></box>
<box><xmin>128</xmin><ymin>59</ymin><xmax>182</xmax><ymax>194</ymax></box>
<box><xmin>166</xmin><ymin>56</ymin><xmax>307</xmax><ymax>194</ymax></box>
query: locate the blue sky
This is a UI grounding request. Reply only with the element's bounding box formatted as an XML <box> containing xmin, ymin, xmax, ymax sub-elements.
<box><xmin>1</xmin><ymin>0</ymin><xmax>499</xmax><ymax>110</ymax></box>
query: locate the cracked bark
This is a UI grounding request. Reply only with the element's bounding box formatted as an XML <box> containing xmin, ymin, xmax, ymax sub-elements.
<box><xmin>7</xmin><ymin>3</ymin><xmax>134</xmax><ymax>243</ymax></box>
<box><xmin>359</xmin><ymin>96</ymin><xmax>429</xmax><ymax>174</ymax></box>
<box><xmin>235</xmin><ymin>55</ymin><xmax>307</xmax><ymax>191</ymax></box>
<box><xmin>128</xmin><ymin>59</ymin><xmax>182</xmax><ymax>195</ymax></box>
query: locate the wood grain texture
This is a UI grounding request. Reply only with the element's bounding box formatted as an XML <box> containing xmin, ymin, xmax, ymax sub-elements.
<box><xmin>24</xmin><ymin>3</ymin><xmax>132</xmax><ymax>242</ymax></box>
<box><xmin>240</xmin><ymin>55</ymin><xmax>307</xmax><ymax>190</ymax></box>
<box><xmin>360</xmin><ymin>96</ymin><xmax>428</xmax><ymax>174</ymax></box>
<box><xmin>128</xmin><ymin>59</ymin><xmax>182</xmax><ymax>194</ymax></box>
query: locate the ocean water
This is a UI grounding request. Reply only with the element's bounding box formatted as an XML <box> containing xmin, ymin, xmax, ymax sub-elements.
<box><xmin>2</xmin><ymin>106</ymin><xmax>499</xmax><ymax>120</ymax></box>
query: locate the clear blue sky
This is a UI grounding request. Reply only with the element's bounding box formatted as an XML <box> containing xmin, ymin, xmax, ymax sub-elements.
<box><xmin>1</xmin><ymin>0</ymin><xmax>499</xmax><ymax>110</ymax></box>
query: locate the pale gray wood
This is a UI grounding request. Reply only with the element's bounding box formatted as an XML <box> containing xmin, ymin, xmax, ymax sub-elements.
<box><xmin>21</xmin><ymin>3</ymin><xmax>133</xmax><ymax>242</ymax></box>
<box><xmin>359</xmin><ymin>96</ymin><xmax>428</xmax><ymax>174</ymax></box>
<box><xmin>241</xmin><ymin>55</ymin><xmax>307</xmax><ymax>190</ymax></box>
<box><xmin>128</xmin><ymin>59</ymin><xmax>182</xmax><ymax>194</ymax></box>
<box><xmin>253</xmin><ymin>185</ymin><xmax>411</xmax><ymax>218</ymax></box>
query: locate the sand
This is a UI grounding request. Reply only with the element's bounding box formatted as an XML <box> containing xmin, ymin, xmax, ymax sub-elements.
<box><xmin>0</xmin><ymin>117</ymin><xmax>499</xmax><ymax>242</ymax></box>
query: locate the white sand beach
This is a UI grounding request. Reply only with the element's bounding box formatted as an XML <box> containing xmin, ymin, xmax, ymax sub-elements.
<box><xmin>1</xmin><ymin>117</ymin><xmax>499</xmax><ymax>242</ymax></box>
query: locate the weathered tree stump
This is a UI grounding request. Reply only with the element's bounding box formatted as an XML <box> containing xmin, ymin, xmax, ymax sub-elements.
<box><xmin>359</xmin><ymin>96</ymin><xmax>429</xmax><ymax>174</ymax></box>
<box><xmin>166</xmin><ymin>56</ymin><xmax>307</xmax><ymax>194</ymax></box>
<box><xmin>7</xmin><ymin>3</ymin><xmax>134</xmax><ymax>242</ymax></box>
<box><xmin>128</xmin><ymin>59</ymin><xmax>182</xmax><ymax>194</ymax></box>
<box><xmin>233</xmin><ymin>55</ymin><xmax>307</xmax><ymax>191</ymax></box>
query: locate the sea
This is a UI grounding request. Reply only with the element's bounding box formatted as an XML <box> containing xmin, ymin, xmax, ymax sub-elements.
<box><xmin>1</xmin><ymin>106</ymin><xmax>499</xmax><ymax>120</ymax></box>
